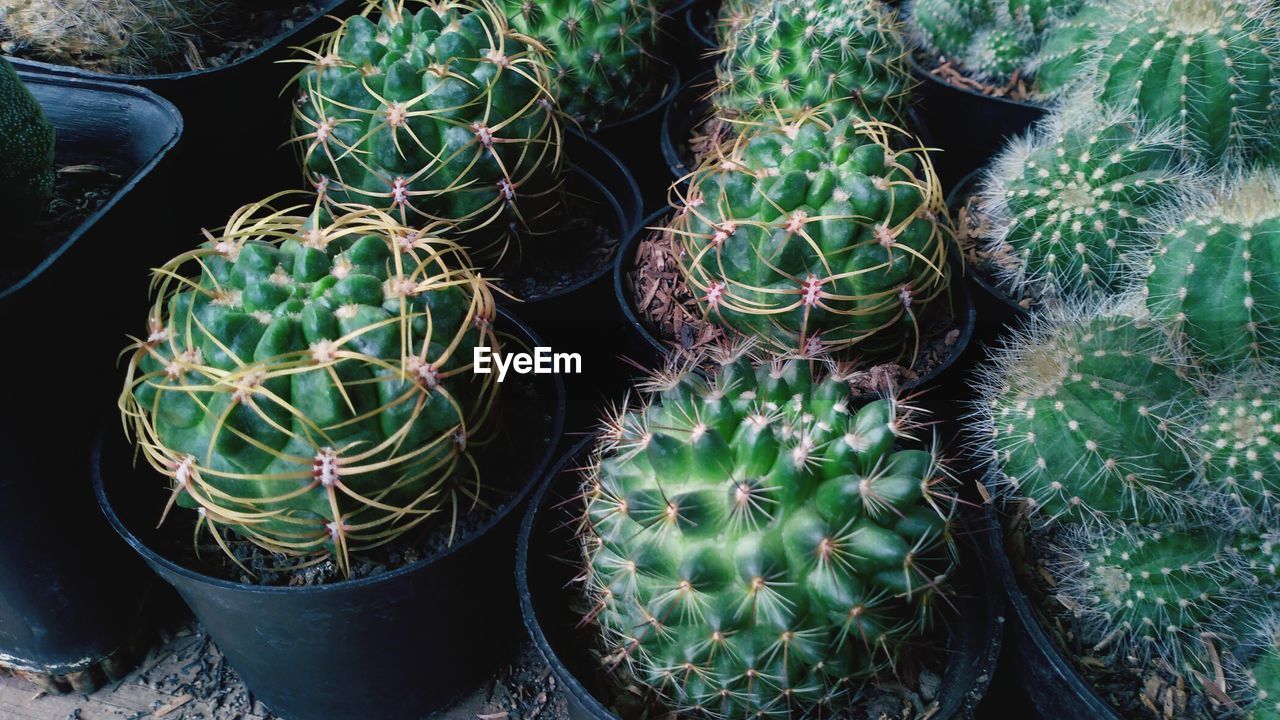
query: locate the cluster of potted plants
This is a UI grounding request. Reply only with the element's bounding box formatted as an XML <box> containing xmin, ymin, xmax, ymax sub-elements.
<box><xmin>0</xmin><ymin>0</ymin><xmax>1277</xmax><ymax>718</ymax></box>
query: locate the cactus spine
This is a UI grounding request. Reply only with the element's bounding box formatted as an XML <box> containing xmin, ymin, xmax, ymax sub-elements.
<box><xmin>0</xmin><ymin>57</ymin><xmax>53</xmax><ymax>226</ymax></box>
<box><xmin>909</xmin><ymin>0</ymin><xmax>1083</xmax><ymax>85</ymax></box>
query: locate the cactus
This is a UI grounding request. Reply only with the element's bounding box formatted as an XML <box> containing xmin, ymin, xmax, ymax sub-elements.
<box><xmin>1051</xmin><ymin>524</ymin><xmax>1250</xmax><ymax>663</ymax></box>
<box><xmin>581</xmin><ymin>353</ymin><xmax>956</xmax><ymax>718</ymax></box>
<box><xmin>1147</xmin><ymin>170</ymin><xmax>1280</xmax><ymax>370</ymax></box>
<box><xmin>977</xmin><ymin>308</ymin><xmax>1202</xmax><ymax>524</ymax></box>
<box><xmin>290</xmin><ymin>0</ymin><xmax>564</xmax><ymax>261</ymax></box>
<box><xmin>712</xmin><ymin>0</ymin><xmax>913</xmax><ymax>124</ymax></box>
<box><xmin>0</xmin><ymin>57</ymin><xmax>53</xmax><ymax>226</ymax></box>
<box><xmin>1194</xmin><ymin>377</ymin><xmax>1280</xmax><ymax>519</ymax></box>
<box><xmin>670</xmin><ymin>112</ymin><xmax>951</xmax><ymax>358</ymax></box>
<box><xmin>1037</xmin><ymin>0</ymin><xmax>1280</xmax><ymax>163</ymax></box>
<box><xmin>1032</xmin><ymin>0</ymin><xmax>1114</xmax><ymax>93</ymax></box>
<box><xmin>118</xmin><ymin>196</ymin><xmax>502</xmax><ymax>575</ymax></box>
<box><xmin>1250</xmin><ymin>634</ymin><xmax>1280</xmax><ymax>720</ymax></box>
<box><xmin>1233</xmin><ymin>527</ymin><xmax>1279</xmax><ymax>591</ymax></box>
<box><xmin>977</xmin><ymin>105</ymin><xmax>1197</xmax><ymax>304</ymax></box>
<box><xmin>0</xmin><ymin>0</ymin><xmax>222</xmax><ymax>74</ymax></box>
<box><xmin>909</xmin><ymin>0</ymin><xmax>1083</xmax><ymax>85</ymax></box>
<box><xmin>503</xmin><ymin>0</ymin><xmax>662</xmax><ymax>130</ymax></box>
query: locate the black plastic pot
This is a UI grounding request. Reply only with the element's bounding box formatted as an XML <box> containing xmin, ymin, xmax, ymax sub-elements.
<box><xmin>985</xmin><ymin>504</ymin><xmax>1122</xmax><ymax>719</ymax></box>
<box><xmin>6</xmin><ymin>0</ymin><xmax>353</xmax><ymax>232</ymax></box>
<box><xmin>94</xmin><ymin>310</ymin><xmax>566</xmax><ymax>720</ymax></box>
<box><xmin>518</xmin><ymin>436</ymin><xmax>1004</xmax><ymax>720</ymax></box>
<box><xmin>496</xmin><ymin>132</ymin><xmax>642</xmax><ymax>432</ymax></box>
<box><xmin>945</xmin><ymin>170</ymin><xmax>1032</xmax><ymax>346</ymax></box>
<box><xmin>909</xmin><ymin>56</ymin><xmax>1048</xmax><ymax>193</ymax></box>
<box><xmin>615</xmin><ymin>209</ymin><xmax>978</xmax><ymax>412</ymax></box>
<box><xmin>0</xmin><ymin>73</ymin><xmax>181</xmax><ymax>693</ymax></box>
<box><xmin>664</xmin><ymin>0</ymin><xmax>719</xmax><ymax>79</ymax></box>
<box><xmin>591</xmin><ymin>61</ymin><xmax>682</xmax><ymax>214</ymax></box>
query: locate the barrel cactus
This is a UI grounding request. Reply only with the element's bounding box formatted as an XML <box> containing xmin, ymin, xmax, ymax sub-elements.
<box><xmin>502</xmin><ymin>0</ymin><xmax>663</xmax><ymax>130</ymax></box>
<box><xmin>0</xmin><ymin>0</ymin><xmax>222</xmax><ymax>73</ymax></box>
<box><xmin>290</xmin><ymin>0</ymin><xmax>564</xmax><ymax>260</ymax></box>
<box><xmin>1194</xmin><ymin>376</ymin><xmax>1280</xmax><ymax>519</ymax></box>
<box><xmin>0</xmin><ymin>57</ymin><xmax>53</xmax><ymax>226</ymax></box>
<box><xmin>977</xmin><ymin>308</ymin><xmax>1202</xmax><ymax>524</ymax></box>
<box><xmin>909</xmin><ymin>0</ymin><xmax>1083</xmax><ymax>85</ymax></box>
<box><xmin>582</xmin><ymin>354</ymin><xmax>956</xmax><ymax>718</ymax></box>
<box><xmin>1252</xmin><ymin>639</ymin><xmax>1280</xmax><ymax>720</ymax></box>
<box><xmin>119</xmin><ymin>196</ymin><xmax>502</xmax><ymax>575</ymax></box>
<box><xmin>1147</xmin><ymin>170</ymin><xmax>1280</xmax><ymax>370</ymax></box>
<box><xmin>670</xmin><ymin>113</ymin><xmax>951</xmax><ymax>358</ymax></box>
<box><xmin>712</xmin><ymin>0</ymin><xmax>913</xmax><ymax>124</ymax></box>
<box><xmin>1051</xmin><ymin>524</ymin><xmax>1249</xmax><ymax>663</ymax></box>
<box><xmin>1037</xmin><ymin>0</ymin><xmax>1280</xmax><ymax>163</ymax></box>
<box><xmin>978</xmin><ymin>106</ymin><xmax>1197</xmax><ymax>304</ymax></box>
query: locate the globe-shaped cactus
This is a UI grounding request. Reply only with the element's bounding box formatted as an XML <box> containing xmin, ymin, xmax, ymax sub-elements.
<box><xmin>290</xmin><ymin>0</ymin><xmax>564</xmax><ymax>260</ymax></box>
<box><xmin>0</xmin><ymin>57</ymin><xmax>54</xmax><ymax>227</ymax></box>
<box><xmin>503</xmin><ymin>0</ymin><xmax>664</xmax><ymax>129</ymax></box>
<box><xmin>670</xmin><ymin>113</ymin><xmax>951</xmax><ymax>358</ymax></box>
<box><xmin>582</xmin><ymin>353</ymin><xmax>956</xmax><ymax>718</ymax></box>
<box><xmin>713</xmin><ymin>0</ymin><xmax>913</xmax><ymax>124</ymax></box>
<box><xmin>1195</xmin><ymin>377</ymin><xmax>1280</xmax><ymax>519</ymax></box>
<box><xmin>909</xmin><ymin>0</ymin><xmax>1083</xmax><ymax>85</ymax></box>
<box><xmin>119</xmin><ymin>196</ymin><xmax>502</xmax><ymax>574</ymax></box>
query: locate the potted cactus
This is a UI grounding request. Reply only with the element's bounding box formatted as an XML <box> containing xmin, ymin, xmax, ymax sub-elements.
<box><xmin>973</xmin><ymin>303</ymin><xmax>1280</xmax><ymax>717</ymax></box>
<box><xmin>94</xmin><ymin>195</ymin><xmax>566</xmax><ymax>720</ymax></box>
<box><xmin>0</xmin><ymin>60</ymin><xmax>181</xmax><ymax>695</ymax></box>
<box><xmin>626</xmin><ymin>111</ymin><xmax>974</xmax><ymax>407</ymax></box>
<box><xmin>518</xmin><ymin>352</ymin><xmax>1002</xmax><ymax>719</ymax></box>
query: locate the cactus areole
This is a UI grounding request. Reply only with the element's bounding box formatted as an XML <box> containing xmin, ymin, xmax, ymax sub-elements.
<box><xmin>581</xmin><ymin>355</ymin><xmax>957</xmax><ymax>718</ymax></box>
<box><xmin>119</xmin><ymin>197</ymin><xmax>502</xmax><ymax>576</ymax></box>
<box><xmin>291</xmin><ymin>0</ymin><xmax>564</xmax><ymax>260</ymax></box>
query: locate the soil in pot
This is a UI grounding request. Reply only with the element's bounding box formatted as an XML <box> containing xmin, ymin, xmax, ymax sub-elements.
<box><xmin>625</xmin><ymin>222</ymin><xmax>966</xmax><ymax>397</ymax></box>
<box><xmin>913</xmin><ymin>52</ymin><xmax>1042</xmax><ymax>105</ymax></box>
<box><xmin>1</xmin><ymin>1</ymin><xmax>326</xmax><ymax>75</ymax></box>
<box><xmin>495</xmin><ymin>189</ymin><xmax>623</xmax><ymax>303</ymax></box>
<box><xmin>1002</xmin><ymin>508</ymin><xmax>1241</xmax><ymax>720</ymax></box>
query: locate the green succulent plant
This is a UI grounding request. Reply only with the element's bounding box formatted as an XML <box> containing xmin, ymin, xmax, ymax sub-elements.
<box><xmin>909</xmin><ymin>0</ymin><xmax>1083</xmax><ymax>85</ymax></box>
<box><xmin>977</xmin><ymin>105</ymin><xmax>1198</xmax><ymax>305</ymax></box>
<box><xmin>582</xmin><ymin>352</ymin><xmax>956</xmax><ymax>718</ymax></box>
<box><xmin>1251</xmin><ymin>634</ymin><xmax>1280</xmax><ymax>720</ymax></box>
<box><xmin>290</xmin><ymin>0</ymin><xmax>564</xmax><ymax>261</ymax></box>
<box><xmin>119</xmin><ymin>196</ymin><xmax>502</xmax><ymax>575</ymax></box>
<box><xmin>1194</xmin><ymin>377</ymin><xmax>1280</xmax><ymax>519</ymax></box>
<box><xmin>712</xmin><ymin>0</ymin><xmax>913</xmax><ymax>124</ymax></box>
<box><xmin>670</xmin><ymin>112</ymin><xmax>951</xmax><ymax>359</ymax></box>
<box><xmin>0</xmin><ymin>56</ymin><xmax>53</xmax><ymax>227</ymax></box>
<box><xmin>503</xmin><ymin>0</ymin><xmax>663</xmax><ymax>129</ymax></box>
<box><xmin>1147</xmin><ymin>170</ymin><xmax>1280</xmax><ymax>371</ymax></box>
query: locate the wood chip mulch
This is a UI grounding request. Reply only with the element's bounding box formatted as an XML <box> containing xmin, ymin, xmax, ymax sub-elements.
<box><xmin>927</xmin><ymin>59</ymin><xmax>1039</xmax><ymax>103</ymax></box>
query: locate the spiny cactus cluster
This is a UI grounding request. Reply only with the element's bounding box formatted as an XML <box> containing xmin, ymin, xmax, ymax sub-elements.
<box><xmin>0</xmin><ymin>57</ymin><xmax>53</xmax><ymax>226</ymax></box>
<box><xmin>978</xmin><ymin>106</ymin><xmax>1197</xmax><ymax>304</ymax></box>
<box><xmin>582</xmin><ymin>353</ymin><xmax>956</xmax><ymax>718</ymax></box>
<box><xmin>669</xmin><ymin>112</ymin><xmax>951</xmax><ymax>359</ymax></box>
<box><xmin>503</xmin><ymin>0</ymin><xmax>663</xmax><ymax>130</ymax></box>
<box><xmin>1037</xmin><ymin>0</ymin><xmax>1280</xmax><ymax>163</ymax></box>
<box><xmin>1146</xmin><ymin>170</ymin><xmax>1280</xmax><ymax>370</ymax></box>
<box><xmin>712</xmin><ymin>0</ymin><xmax>913</xmax><ymax>125</ymax></box>
<box><xmin>119</xmin><ymin>197</ymin><xmax>502</xmax><ymax>575</ymax></box>
<box><xmin>909</xmin><ymin>0</ymin><xmax>1083</xmax><ymax>86</ymax></box>
<box><xmin>0</xmin><ymin>0</ymin><xmax>223</xmax><ymax>74</ymax></box>
<box><xmin>290</xmin><ymin>0</ymin><xmax>564</xmax><ymax>261</ymax></box>
<box><xmin>1195</xmin><ymin>378</ymin><xmax>1280</xmax><ymax>520</ymax></box>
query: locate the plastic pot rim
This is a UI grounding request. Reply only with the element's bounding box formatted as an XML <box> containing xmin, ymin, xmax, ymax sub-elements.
<box><xmin>0</xmin><ymin>73</ymin><xmax>183</xmax><ymax>305</ymax></box>
<box><xmin>908</xmin><ymin>55</ymin><xmax>1048</xmax><ymax>113</ymax></box>
<box><xmin>614</xmin><ymin>208</ymin><xmax>978</xmax><ymax>399</ymax></box>
<box><xmin>93</xmin><ymin>307</ymin><xmax>567</xmax><ymax>598</ymax></box>
<box><xmin>944</xmin><ymin>169</ymin><xmax>1033</xmax><ymax>322</ymax></box>
<box><xmin>2</xmin><ymin>0</ymin><xmax>348</xmax><ymax>83</ymax></box>
<box><xmin>682</xmin><ymin>0</ymin><xmax>717</xmax><ymax>52</ymax></box>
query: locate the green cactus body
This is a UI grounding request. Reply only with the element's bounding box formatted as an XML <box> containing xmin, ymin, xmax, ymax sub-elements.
<box><xmin>713</xmin><ymin>0</ymin><xmax>912</xmax><ymax>124</ymax></box>
<box><xmin>0</xmin><ymin>0</ymin><xmax>221</xmax><ymax>74</ymax></box>
<box><xmin>583</xmin><ymin>357</ymin><xmax>955</xmax><ymax>717</ymax></box>
<box><xmin>119</xmin><ymin>199</ymin><xmax>501</xmax><ymax>574</ymax></box>
<box><xmin>291</xmin><ymin>0</ymin><xmax>564</xmax><ymax>260</ymax></box>
<box><xmin>1038</xmin><ymin>0</ymin><xmax>1280</xmax><ymax>162</ymax></box>
<box><xmin>1233</xmin><ymin>527</ymin><xmax>1279</xmax><ymax>592</ymax></box>
<box><xmin>1147</xmin><ymin>171</ymin><xmax>1280</xmax><ymax>370</ymax></box>
<box><xmin>671</xmin><ymin>115</ymin><xmax>951</xmax><ymax>358</ymax></box>
<box><xmin>983</xmin><ymin>312</ymin><xmax>1200</xmax><ymax>523</ymax></box>
<box><xmin>909</xmin><ymin>0</ymin><xmax>1082</xmax><ymax>84</ymax></box>
<box><xmin>1058</xmin><ymin>526</ymin><xmax>1241</xmax><ymax>660</ymax></box>
<box><xmin>1194</xmin><ymin>379</ymin><xmax>1280</xmax><ymax>518</ymax></box>
<box><xmin>0</xmin><ymin>57</ymin><xmax>53</xmax><ymax>226</ymax></box>
<box><xmin>979</xmin><ymin>109</ymin><xmax>1194</xmax><ymax>303</ymax></box>
<box><xmin>1253</xmin><ymin>641</ymin><xmax>1280</xmax><ymax>720</ymax></box>
<box><xmin>1033</xmin><ymin>0</ymin><xmax>1113</xmax><ymax>93</ymax></box>
<box><xmin>503</xmin><ymin>0</ymin><xmax>661</xmax><ymax>129</ymax></box>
